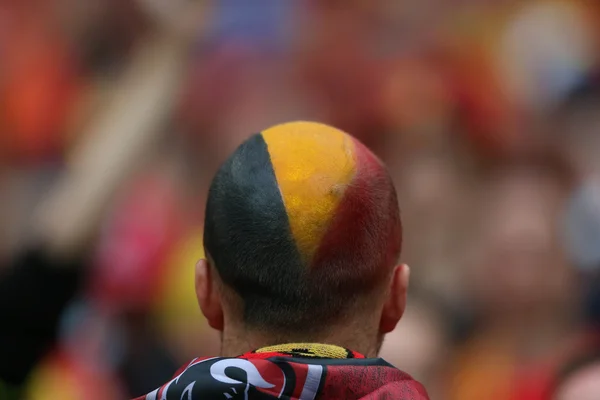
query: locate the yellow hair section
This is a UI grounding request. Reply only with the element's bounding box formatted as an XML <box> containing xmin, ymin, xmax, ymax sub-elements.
<box><xmin>262</xmin><ymin>122</ymin><xmax>356</xmax><ymax>263</ymax></box>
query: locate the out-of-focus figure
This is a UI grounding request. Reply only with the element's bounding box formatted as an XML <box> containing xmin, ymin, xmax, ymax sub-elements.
<box><xmin>447</xmin><ymin>158</ymin><xmax>577</xmax><ymax>400</ymax></box>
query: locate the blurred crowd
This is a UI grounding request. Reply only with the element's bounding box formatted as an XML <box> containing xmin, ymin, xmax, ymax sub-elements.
<box><xmin>2</xmin><ymin>0</ymin><xmax>600</xmax><ymax>399</ymax></box>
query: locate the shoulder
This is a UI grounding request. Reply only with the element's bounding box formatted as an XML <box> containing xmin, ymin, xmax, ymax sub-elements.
<box><xmin>134</xmin><ymin>357</ymin><xmax>223</xmax><ymax>399</ymax></box>
<box><xmin>133</xmin><ymin>356</ymin><xmax>430</xmax><ymax>400</ymax></box>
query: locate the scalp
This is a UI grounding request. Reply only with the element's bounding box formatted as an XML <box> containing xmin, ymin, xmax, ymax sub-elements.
<box><xmin>204</xmin><ymin>121</ymin><xmax>401</xmax><ymax>330</ymax></box>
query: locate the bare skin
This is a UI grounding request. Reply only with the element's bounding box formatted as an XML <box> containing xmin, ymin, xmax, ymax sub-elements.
<box><xmin>195</xmin><ymin>258</ymin><xmax>411</xmax><ymax>358</ymax></box>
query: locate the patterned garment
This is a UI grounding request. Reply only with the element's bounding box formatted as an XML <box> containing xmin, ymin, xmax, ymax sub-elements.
<box><xmin>134</xmin><ymin>343</ymin><xmax>429</xmax><ymax>400</ymax></box>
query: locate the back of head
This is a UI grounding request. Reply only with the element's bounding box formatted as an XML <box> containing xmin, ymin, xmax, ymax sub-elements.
<box><xmin>204</xmin><ymin>121</ymin><xmax>401</xmax><ymax>334</ymax></box>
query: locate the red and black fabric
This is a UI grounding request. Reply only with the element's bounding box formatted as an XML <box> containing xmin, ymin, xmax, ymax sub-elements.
<box><xmin>134</xmin><ymin>344</ymin><xmax>429</xmax><ymax>400</ymax></box>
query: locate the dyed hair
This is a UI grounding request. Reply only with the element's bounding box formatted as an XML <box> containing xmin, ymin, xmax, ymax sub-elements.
<box><xmin>204</xmin><ymin>121</ymin><xmax>401</xmax><ymax>333</ymax></box>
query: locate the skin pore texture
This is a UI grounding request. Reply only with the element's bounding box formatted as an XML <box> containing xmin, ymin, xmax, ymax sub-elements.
<box><xmin>196</xmin><ymin>121</ymin><xmax>409</xmax><ymax>359</ymax></box>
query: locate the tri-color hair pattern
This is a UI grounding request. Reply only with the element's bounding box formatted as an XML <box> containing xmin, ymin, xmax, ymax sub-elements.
<box><xmin>204</xmin><ymin>121</ymin><xmax>401</xmax><ymax>332</ymax></box>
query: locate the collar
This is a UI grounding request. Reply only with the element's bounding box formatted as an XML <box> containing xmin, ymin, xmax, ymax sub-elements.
<box><xmin>246</xmin><ymin>343</ymin><xmax>365</xmax><ymax>359</ymax></box>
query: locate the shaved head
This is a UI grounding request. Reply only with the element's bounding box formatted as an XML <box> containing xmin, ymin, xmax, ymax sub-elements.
<box><xmin>204</xmin><ymin>121</ymin><xmax>402</xmax><ymax>333</ymax></box>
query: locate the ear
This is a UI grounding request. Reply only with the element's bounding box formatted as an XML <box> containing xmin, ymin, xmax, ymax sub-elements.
<box><xmin>379</xmin><ymin>264</ymin><xmax>410</xmax><ymax>334</ymax></box>
<box><xmin>196</xmin><ymin>258</ymin><xmax>224</xmax><ymax>331</ymax></box>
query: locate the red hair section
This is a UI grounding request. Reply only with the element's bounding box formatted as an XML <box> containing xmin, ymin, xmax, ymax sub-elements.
<box><xmin>311</xmin><ymin>138</ymin><xmax>402</xmax><ymax>289</ymax></box>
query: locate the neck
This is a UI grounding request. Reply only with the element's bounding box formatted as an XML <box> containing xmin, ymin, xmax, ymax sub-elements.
<box><xmin>219</xmin><ymin>322</ymin><xmax>382</xmax><ymax>358</ymax></box>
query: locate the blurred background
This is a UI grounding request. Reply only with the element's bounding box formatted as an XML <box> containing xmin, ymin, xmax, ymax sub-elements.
<box><xmin>2</xmin><ymin>0</ymin><xmax>600</xmax><ymax>399</ymax></box>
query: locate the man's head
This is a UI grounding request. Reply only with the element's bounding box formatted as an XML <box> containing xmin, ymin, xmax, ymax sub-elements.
<box><xmin>197</xmin><ymin>121</ymin><xmax>407</xmax><ymax>352</ymax></box>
